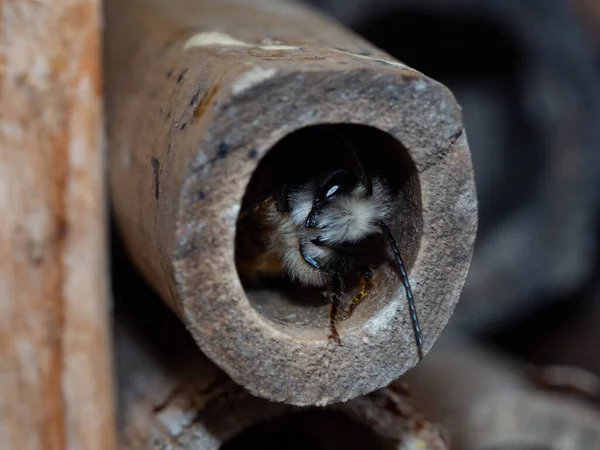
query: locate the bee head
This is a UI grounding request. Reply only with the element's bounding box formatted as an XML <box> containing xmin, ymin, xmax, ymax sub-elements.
<box><xmin>304</xmin><ymin>170</ymin><xmax>363</xmax><ymax>227</ymax></box>
<box><xmin>294</xmin><ymin>170</ymin><xmax>391</xmax><ymax>249</ymax></box>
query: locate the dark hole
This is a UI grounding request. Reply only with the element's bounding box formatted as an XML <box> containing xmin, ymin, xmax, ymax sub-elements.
<box><xmin>220</xmin><ymin>410</ymin><xmax>393</xmax><ymax>450</ymax></box>
<box><xmin>481</xmin><ymin>445</ymin><xmax>553</xmax><ymax>450</ymax></box>
<box><xmin>235</xmin><ymin>124</ymin><xmax>421</xmax><ymax>338</ymax></box>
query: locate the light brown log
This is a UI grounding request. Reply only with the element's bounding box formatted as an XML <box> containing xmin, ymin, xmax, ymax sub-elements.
<box><xmin>114</xmin><ymin>292</ymin><xmax>448</xmax><ymax>450</ymax></box>
<box><xmin>105</xmin><ymin>0</ymin><xmax>477</xmax><ymax>405</ymax></box>
<box><xmin>0</xmin><ymin>1</ymin><xmax>116</xmax><ymax>449</ymax></box>
<box><xmin>401</xmin><ymin>335</ymin><xmax>600</xmax><ymax>449</ymax></box>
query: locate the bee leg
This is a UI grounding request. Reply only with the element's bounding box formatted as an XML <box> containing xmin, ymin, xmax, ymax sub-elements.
<box><xmin>341</xmin><ymin>268</ymin><xmax>373</xmax><ymax>321</ymax></box>
<box><xmin>298</xmin><ymin>242</ymin><xmax>343</xmax><ymax>345</ymax></box>
<box><xmin>328</xmin><ymin>272</ymin><xmax>344</xmax><ymax>345</ymax></box>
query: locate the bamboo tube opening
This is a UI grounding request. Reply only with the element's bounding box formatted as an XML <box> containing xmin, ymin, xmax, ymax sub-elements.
<box><xmin>106</xmin><ymin>0</ymin><xmax>477</xmax><ymax>406</ymax></box>
<box><xmin>220</xmin><ymin>410</ymin><xmax>393</xmax><ymax>450</ymax></box>
<box><xmin>236</xmin><ymin>123</ymin><xmax>421</xmax><ymax>339</ymax></box>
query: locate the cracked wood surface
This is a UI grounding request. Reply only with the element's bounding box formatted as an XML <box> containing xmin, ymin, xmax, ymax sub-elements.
<box><xmin>0</xmin><ymin>1</ymin><xmax>116</xmax><ymax>449</ymax></box>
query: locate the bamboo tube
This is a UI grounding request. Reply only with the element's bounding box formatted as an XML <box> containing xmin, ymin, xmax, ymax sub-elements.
<box><xmin>114</xmin><ymin>289</ymin><xmax>448</xmax><ymax>450</ymax></box>
<box><xmin>105</xmin><ymin>0</ymin><xmax>477</xmax><ymax>405</ymax></box>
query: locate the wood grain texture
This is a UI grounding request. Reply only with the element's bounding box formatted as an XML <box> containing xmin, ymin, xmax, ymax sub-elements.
<box><xmin>105</xmin><ymin>0</ymin><xmax>477</xmax><ymax>405</ymax></box>
<box><xmin>0</xmin><ymin>1</ymin><xmax>116</xmax><ymax>449</ymax></box>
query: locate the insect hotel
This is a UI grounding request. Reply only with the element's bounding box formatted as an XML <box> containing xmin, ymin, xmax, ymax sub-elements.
<box><xmin>5</xmin><ymin>0</ymin><xmax>600</xmax><ymax>448</ymax></box>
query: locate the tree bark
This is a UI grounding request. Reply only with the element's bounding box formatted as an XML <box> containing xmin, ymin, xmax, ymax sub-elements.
<box><xmin>0</xmin><ymin>1</ymin><xmax>116</xmax><ymax>449</ymax></box>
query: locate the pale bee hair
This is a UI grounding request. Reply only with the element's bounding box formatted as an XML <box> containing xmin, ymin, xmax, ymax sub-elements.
<box><xmin>236</xmin><ymin>126</ymin><xmax>423</xmax><ymax>359</ymax></box>
<box><xmin>264</xmin><ymin>176</ymin><xmax>392</xmax><ymax>287</ymax></box>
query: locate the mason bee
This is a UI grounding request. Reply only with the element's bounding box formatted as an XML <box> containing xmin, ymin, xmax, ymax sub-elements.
<box><xmin>236</xmin><ymin>126</ymin><xmax>423</xmax><ymax>360</ymax></box>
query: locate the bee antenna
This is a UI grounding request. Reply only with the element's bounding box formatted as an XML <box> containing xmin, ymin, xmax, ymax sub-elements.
<box><xmin>378</xmin><ymin>220</ymin><xmax>423</xmax><ymax>361</ymax></box>
<box><xmin>318</xmin><ymin>125</ymin><xmax>373</xmax><ymax>196</ymax></box>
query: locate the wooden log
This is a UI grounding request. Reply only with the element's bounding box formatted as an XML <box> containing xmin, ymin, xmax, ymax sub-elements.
<box><xmin>401</xmin><ymin>335</ymin><xmax>600</xmax><ymax>449</ymax></box>
<box><xmin>105</xmin><ymin>0</ymin><xmax>477</xmax><ymax>405</ymax></box>
<box><xmin>114</xmin><ymin>288</ymin><xmax>448</xmax><ymax>450</ymax></box>
<box><xmin>0</xmin><ymin>0</ymin><xmax>116</xmax><ymax>449</ymax></box>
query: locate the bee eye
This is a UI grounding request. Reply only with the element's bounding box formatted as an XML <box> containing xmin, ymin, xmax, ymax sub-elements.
<box><xmin>325</xmin><ymin>185</ymin><xmax>339</xmax><ymax>198</ymax></box>
<box><xmin>317</xmin><ymin>171</ymin><xmax>357</xmax><ymax>203</ymax></box>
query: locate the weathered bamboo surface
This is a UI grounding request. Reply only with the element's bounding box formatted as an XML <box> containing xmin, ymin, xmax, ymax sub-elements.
<box><xmin>105</xmin><ymin>0</ymin><xmax>477</xmax><ymax>405</ymax></box>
